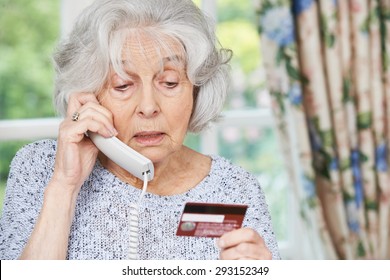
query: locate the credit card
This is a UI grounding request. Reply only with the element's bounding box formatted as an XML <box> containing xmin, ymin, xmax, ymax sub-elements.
<box><xmin>176</xmin><ymin>202</ymin><xmax>248</xmax><ymax>238</ymax></box>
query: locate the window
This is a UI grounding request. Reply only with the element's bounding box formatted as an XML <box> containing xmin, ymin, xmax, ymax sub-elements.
<box><xmin>0</xmin><ymin>0</ymin><xmax>61</xmax><ymax>205</ymax></box>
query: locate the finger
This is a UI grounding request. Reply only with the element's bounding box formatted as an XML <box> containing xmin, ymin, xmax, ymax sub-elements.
<box><xmin>66</xmin><ymin>92</ymin><xmax>100</xmax><ymax>116</ymax></box>
<box><xmin>218</xmin><ymin>228</ymin><xmax>263</xmax><ymax>249</ymax></box>
<box><xmin>78</xmin><ymin>101</ymin><xmax>114</xmax><ymax>123</ymax></box>
<box><xmin>75</xmin><ymin>104</ymin><xmax>117</xmax><ymax>136</ymax></box>
<box><xmin>219</xmin><ymin>242</ymin><xmax>272</xmax><ymax>260</ymax></box>
<box><xmin>60</xmin><ymin>117</ymin><xmax>115</xmax><ymax>141</ymax></box>
<box><xmin>66</xmin><ymin>92</ymin><xmax>117</xmax><ymax>136</ymax></box>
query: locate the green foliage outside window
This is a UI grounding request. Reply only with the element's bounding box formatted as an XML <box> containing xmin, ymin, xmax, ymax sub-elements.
<box><xmin>0</xmin><ymin>0</ymin><xmax>60</xmax><ymax>209</ymax></box>
<box><xmin>0</xmin><ymin>0</ymin><xmax>59</xmax><ymax>119</ymax></box>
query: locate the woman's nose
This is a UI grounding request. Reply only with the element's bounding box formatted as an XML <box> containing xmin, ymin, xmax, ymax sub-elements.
<box><xmin>136</xmin><ymin>84</ymin><xmax>160</xmax><ymax>118</ymax></box>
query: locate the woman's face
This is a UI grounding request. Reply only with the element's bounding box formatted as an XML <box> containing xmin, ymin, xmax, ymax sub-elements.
<box><xmin>99</xmin><ymin>34</ymin><xmax>194</xmax><ymax>164</ymax></box>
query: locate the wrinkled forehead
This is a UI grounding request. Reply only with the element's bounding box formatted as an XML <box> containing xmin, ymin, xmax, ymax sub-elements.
<box><xmin>121</xmin><ymin>30</ymin><xmax>186</xmax><ymax>68</ymax></box>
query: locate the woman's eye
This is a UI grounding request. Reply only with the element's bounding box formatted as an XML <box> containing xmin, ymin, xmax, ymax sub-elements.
<box><xmin>163</xmin><ymin>81</ymin><xmax>179</xmax><ymax>88</ymax></box>
<box><xmin>114</xmin><ymin>84</ymin><xmax>131</xmax><ymax>91</ymax></box>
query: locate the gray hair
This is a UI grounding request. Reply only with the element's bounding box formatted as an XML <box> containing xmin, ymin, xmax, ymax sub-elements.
<box><xmin>53</xmin><ymin>0</ymin><xmax>232</xmax><ymax>133</ymax></box>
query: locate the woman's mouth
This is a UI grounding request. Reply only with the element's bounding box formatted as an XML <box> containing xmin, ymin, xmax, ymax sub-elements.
<box><xmin>133</xmin><ymin>131</ymin><xmax>165</xmax><ymax>145</ymax></box>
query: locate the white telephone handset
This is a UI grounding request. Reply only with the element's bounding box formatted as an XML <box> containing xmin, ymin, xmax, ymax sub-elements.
<box><xmin>88</xmin><ymin>132</ymin><xmax>154</xmax><ymax>181</ymax></box>
<box><xmin>88</xmin><ymin>131</ymin><xmax>154</xmax><ymax>260</ymax></box>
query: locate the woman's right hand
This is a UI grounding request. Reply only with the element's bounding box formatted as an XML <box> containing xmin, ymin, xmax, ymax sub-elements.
<box><xmin>20</xmin><ymin>92</ymin><xmax>118</xmax><ymax>259</ymax></box>
<box><xmin>50</xmin><ymin>92</ymin><xmax>117</xmax><ymax>195</ymax></box>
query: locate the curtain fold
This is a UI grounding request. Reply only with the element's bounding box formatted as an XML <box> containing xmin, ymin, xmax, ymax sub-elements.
<box><xmin>256</xmin><ymin>0</ymin><xmax>390</xmax><ymax>259</ymax></box>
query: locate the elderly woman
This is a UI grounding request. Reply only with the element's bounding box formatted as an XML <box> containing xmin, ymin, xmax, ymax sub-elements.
<box><xmin>0</xmin><ymin>0</ymin><xmax>280</xmax><ymax>260</ymax></box>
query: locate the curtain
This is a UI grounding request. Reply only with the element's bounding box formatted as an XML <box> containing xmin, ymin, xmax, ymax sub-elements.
<box><xmin>255</xmin><ymin>0</ymin><xmax>390</xmax><ymax>259</ymax></box>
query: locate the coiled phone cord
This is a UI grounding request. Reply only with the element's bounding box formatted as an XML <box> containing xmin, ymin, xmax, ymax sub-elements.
<box><xmin>128</xmin><ymin>172</ymin><xmax>149</xmax><ymax>260</ymax></box>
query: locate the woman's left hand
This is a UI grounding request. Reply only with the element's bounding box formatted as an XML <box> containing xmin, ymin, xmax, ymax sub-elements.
<box><xmin>218</xmin><ymin>227</ymin><xmax>272</xmax><ymax>260</ymax></box>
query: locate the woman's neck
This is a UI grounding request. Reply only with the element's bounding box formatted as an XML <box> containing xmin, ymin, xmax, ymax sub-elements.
<box><xmin>98</xmin><ymin>146</ymin><xmax>211</xmax><ymax>196</ymax></box>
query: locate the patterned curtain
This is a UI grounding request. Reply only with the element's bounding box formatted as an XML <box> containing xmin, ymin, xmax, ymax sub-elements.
<box><xmin>255</xmin><ymin>0</ymin><xmax>390</xmax><ymax>259</ymax></box>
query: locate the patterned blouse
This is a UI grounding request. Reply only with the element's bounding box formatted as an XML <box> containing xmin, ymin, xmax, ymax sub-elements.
<box><xmin>0</xmin><ymin>139</ymin><xmax>280</xmax><ymax>260</ymax></box>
